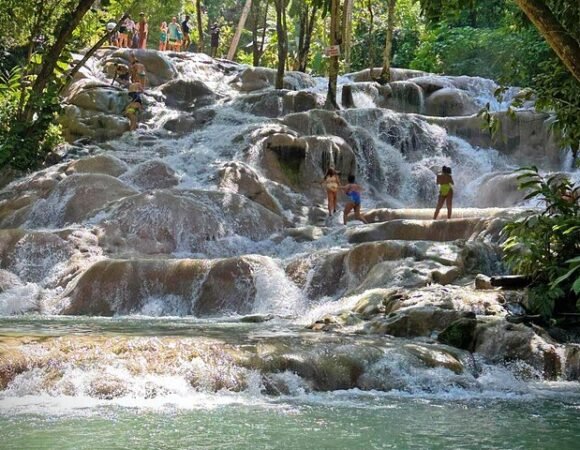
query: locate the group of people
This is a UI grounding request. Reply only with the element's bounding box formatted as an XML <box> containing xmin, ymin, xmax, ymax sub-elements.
<box><xmin>158</xmin><ymin>17</ymin><xmax>221</xmax><ymax>55</ymax></box>
<box><xmin>108</xmin><ymin>14</ymin><xmax>221</xmax><ymax>55</ymax></box>
<box><xmin>321</xmin><ymin>166</ymin><xmax>454</xmax><ymax>225</ymax></box>
<box><xmin>107</xmin><ymin>13</ymin><xmax>149</xmax><ymax>49</ymax></box>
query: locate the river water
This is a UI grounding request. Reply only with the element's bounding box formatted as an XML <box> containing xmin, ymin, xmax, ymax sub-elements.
<box><xmin>1</xmin><ymin>316</ymin><xmax>580</xmax><ymax>449</ymax></box>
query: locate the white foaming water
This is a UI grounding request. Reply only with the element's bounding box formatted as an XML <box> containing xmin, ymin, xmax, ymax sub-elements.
<box><xmin>251</xmin><ymin>258</ymin><xmax>306</xmax><ymax>316</ymax></box>
<box><xmin>0</xmin><ymin>284</ymin><xmax>43</xmax><ymax>315</ymax></box>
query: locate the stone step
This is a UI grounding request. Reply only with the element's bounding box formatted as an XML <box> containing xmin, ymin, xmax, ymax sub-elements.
<box><xmin>345</xmin><ymin>218</ymin><xmax>493</xmax><ymax>244</ymax></box>
<box><xmin>362</xmin><ymin>208</ymin><xmax>508</xmax><ymax>223</ymax></box>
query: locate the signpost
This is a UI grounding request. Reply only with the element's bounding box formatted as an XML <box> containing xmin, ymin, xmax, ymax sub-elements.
<box><xmin>324</xmin><ymin>45</ymin><xmax>341</xmax><ymax>57</ymax></box>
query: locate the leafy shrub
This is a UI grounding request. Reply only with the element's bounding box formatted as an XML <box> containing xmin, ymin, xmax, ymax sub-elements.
<box><xmin>501</xmin><ymin>167</ymin><xmax>580</xmax><ymax>317</ymax></box>
<box><xmin>0</xmin><ymin>64</ymin><xmax>63</xmax><ymax>171</ymax></box>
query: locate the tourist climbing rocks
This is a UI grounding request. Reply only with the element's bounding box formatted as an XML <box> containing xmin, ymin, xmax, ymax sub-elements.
<box><xmin>210</xmin><ymin>23</ymin><xmax>220</xmax><ymax>57</ymax></box>
<box><xmin>159</xmin><ymin>22</ymin><xmax>168</xmax><ymax>51</ymax></box>
<box><xmin>321</xmin><ymin>168</ymin><xmax>341</xmax><ymax>217</ymax></box>
<box><xmin>433</xmin><ymin>166</ymin><xmax>454</xmax><ymax>219</ymax></box>
<box><xmin>168</xmin><ymin>17</ymin><xmax>182</xmax><ymax>52</ymax></box>
<box><xmin>125</xmin><ymin>82</ymin><xmax>144</xmax><ymax>131</ymax></box>
<box><xmin>138</xmin><ymin>13</ymin><xmax>149</xmax><ymax>49</ymax></box>
<box><xmin>129</xmin><ymin>53</ymin><xmax>147</xmax><ymax>87</ymax></box>
<box><xmin>342</xmin><ymin>175</ymin><xmax>368</xmax><ymax>225</ymax></box>
<box><xmin>111</xmin><ymin>63</ymin><xmax>130</xmax><ymax>87</ymax></box>
<box><xmin>181</xmin><ymin>15</ymin><xmax>191</xmax><ymax>52</ymax></box>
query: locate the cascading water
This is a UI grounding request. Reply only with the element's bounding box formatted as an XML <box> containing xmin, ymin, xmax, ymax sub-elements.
<box><xmin>1</xmin><ymin>49</ymin><xmax>579</xmax><ymax>447</ymax></box>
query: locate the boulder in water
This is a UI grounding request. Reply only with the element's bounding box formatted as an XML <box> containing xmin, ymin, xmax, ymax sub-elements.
<box><xmin>194</xmin><ymin>255</ymin><xmax>271</xmax><ymax>316</ymax></box>
<box><xmin>217</xmin><ymin>161</ymin><xmax>281</xmax><ymax>215</ymax></box>
<box><xmin>26</xmin><ymin>174</ymin><xmax>138</xmax><ymax>228</ymax></box>
<box><xmin>62</xmin><ymin>258</ymin><xmax>209</xmax><ymax>315</ymax></box>
<box><xmin>473</xmin><ymin>319</ymin><xmax>562</xmax><ymax>379</ymax></box>
<box><xmin>120</xmin><ymin>160</ymin><xmax>180</xmax><ymax>191</ymax></box>
<box><xmin>65</xmin><ymin>154</ymin><xmax>129</xmax><ymax>177</ymax></box>
<box><xmin>161</xmin><ymin>79</ymin><xmax>218</xmax><ymax>111</ymax></box>
<box><xmin>97</xmin><ymin>189</ymin><xmax>284</xmax><ymax>255</ymax></box>
<box><xmin>231</xmin><ymin>67</ymin><xmax>316</xmax><ymax>92</ymax></box>
<box><xmin>346</xmin><ymin>218</ymin><xmax>487</xmax><ymax>244</ymax></box>
<box><xmin>365</xmin><ymin>306</ymin><xmax>466</xmax><ymax>337</ymax></box>
<box><xmin>437</xmin><ymin>317</ymin><xmax>478</xmax><ymax>351</ymax></box>
<box><xmin>109</xmin><ymin>49</ymin><xmax>178</xmax><ymax>86</ymax></box>
<box><xmin>424</xmin><ymin>87</ymin><xmax>479</xmax><ymax>117</ymax></box>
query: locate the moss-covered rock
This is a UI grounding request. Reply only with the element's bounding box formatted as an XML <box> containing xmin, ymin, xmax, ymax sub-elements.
<box><xmin>437</xmin><ymin>317</ymin><xmax>477</xmax><ymax>351</ymax></box>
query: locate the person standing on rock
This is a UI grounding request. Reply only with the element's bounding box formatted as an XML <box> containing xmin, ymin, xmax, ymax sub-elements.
<box><xmin>342</xmin><ymin>175</ymin><xmax>368</xmax><ymax>225</ymax></box>
<box><xmin>210</xmin><ymin>23</ymin><xmax>220</xmax><ymax>57</ymax></box>
<box><xmin>320</xmin><ymin>168</ymin><xmax>340</xmax><ymax>217</ymax></box>
<box><xmin>433</xmin><ymin>166</ymin><xmax>454</xmax><ymax>219</ymax></box>
<box><xmin>106</xmin><ymin>20</ymin><xmax>119</xmax><ymax>47</ymax></box>
<box><xmin>159</xmin><ymin>22</ymin><xmax>169</xmax><ymax>51</ymax></box>
<box><xmin>138</xmin><ymin>12</ymin><xmax>148</xmax><ymax>49</ymax></box>
<box><xmin>119</xmin><ymin>15</ymin><xmax>135</xmax><ymax>48</ymax></box>
<box><xmin>181</xmin><ymin>15</ymin><xmax>191</xmax><ymax>52</ymax></box>
<box><xmin>167</xmin><ymin>17</ymin><xmax>182</xmax><ymax>52</ymax></box>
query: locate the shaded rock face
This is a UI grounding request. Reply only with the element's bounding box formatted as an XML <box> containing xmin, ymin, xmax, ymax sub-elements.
<box><xmin>194</xmin><ymin>256</ymin><xmax>265</xmax><ymax>316</ymax></box>
<box><xmin>26</xmin><ymin>174</ymin><xmax>138</xmax><ymax>228</ymax></box>
<box><xmin>258</xmin><ymin>132</ymin><xmax>356</xmax><ymax>195</ymax></box>
<box><xmin>438</xmin><ymin>318</ymin><xmax>478</xmax><ymax>350</ymax></box>
<box><xmin>161</xmin><ymin>79</ymin><xmax>218</xmax><ymax>111</ymax></box>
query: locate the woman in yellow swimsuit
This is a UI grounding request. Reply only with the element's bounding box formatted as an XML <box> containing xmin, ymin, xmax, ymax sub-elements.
<box><xmin>433</xmin><ymin>165</ymin><xmax>454</xmax><ymax>219</ymax></box>
<box><xmin>321</xmin><ymin>168</ymin><xmax>340</xmax><ymax>216</ymax></box>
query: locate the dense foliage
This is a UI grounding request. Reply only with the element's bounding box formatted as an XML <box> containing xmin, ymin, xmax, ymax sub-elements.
<box><xmin>0</xmin><ymin>0</ymin><xmax>579</xmax><ymax>170</ymax></box>
<box><xmin>502</xmin><ymin>167</ymin><xmax>580</xmax><ymax>318</ymax></box>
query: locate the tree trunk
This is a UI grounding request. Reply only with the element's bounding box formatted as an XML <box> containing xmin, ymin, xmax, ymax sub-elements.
<box><xmin>195</xmin><ymin>0</ymin><xmax>204</xmax><ymax>53</ymax></box>
<box><xmin>342</xmin><ymin>0</ymin><xmax>354</xmax><ymax>73</ymax></box>
<box><xmin>379</xmin><ymin>0</ymin><xmax>396</xmax><ymax>84</ymax></box>
<box><xmin>227</xmin><ymin>0</ymin><xmax>253</xmax><ymax>61</ymax></box>
<box><xmin>61</xmin><ymin>13</ymin><xmax>130</xmax><ymax>94</ymax></box>
<box><xmin>274</xmin><ymin>0</ymin><xmax>288</xmax><ymax>89</ymax></box>
<box><xmin>515</xmin><ymin>0</ymin><xmax>580</xmax><ymax>82</ymax></box>
<box><xmin>251</xmin><ymin>0</ymin><xmax>268</xmax><ymax>66</ymax></box>
<box><xmin>325</xmin><ymin>0</ymin><xmax>341</xmax><ymax>109</ymax></box>
<box><xmin>367</xmin><ymin>0</ymin><xmax>375</xmax><ymax>78</ymax></box>
<box><xmin>297</xmin><ymin>3</ymin><xmax>318</xmax><ymax>72</ymax></box>
<box><xmin>23</xmin><ymin>0</ymin><xmax>96</xmax><ymax>121</ymax></box>
<box><xmin>258</xmin><ymin>1</ymin><xmax>269</xmax><ymax>65</ymax></box>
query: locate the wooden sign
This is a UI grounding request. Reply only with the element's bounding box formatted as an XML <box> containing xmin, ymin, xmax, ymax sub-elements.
<box><xmin>324</xmin><ymin>45</ymin><xmax>341</xmax><ymax>57</ymax></box>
